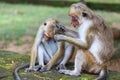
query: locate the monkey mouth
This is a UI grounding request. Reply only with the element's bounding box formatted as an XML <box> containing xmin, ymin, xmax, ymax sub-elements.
<box><xmin>44</xmin><ymin>32</ymin><xmax>51</xmax><ymax>41</ymax></box>
<box><xmin>71</xmin><ymin>15</ymin><xmax>79</xmax><ymax>27</ymax></box>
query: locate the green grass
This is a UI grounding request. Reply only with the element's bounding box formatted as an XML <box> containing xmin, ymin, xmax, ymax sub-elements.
<box><xmin>0</xmin><ymin>3</ymin><xmax>70</xmax><ymax>41</ymax></box>
<box><xmin>0</xmin><ymin>2</ymin><xmax>120</xmax><ymax>42</ymax></box>
<box><xmin>0</xmin><ymin>51</ymin><xmax>28</xmax><ymax>70</ymax></box>
<box><xmin>0</xmin><ymin>51</ymin><xmax>120</xmax><ymax>80</ymax></box>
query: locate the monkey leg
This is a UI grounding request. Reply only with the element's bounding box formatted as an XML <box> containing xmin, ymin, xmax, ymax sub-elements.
<box><xmin>59</xmin><ymin>50</ymin><xmax>86</xmax><ymax>76</ymax></box>
<box><xmin>25</xmin><ymin>44</ymin><xmax>52</xmax><ymax>72</ymax></box>
<box><xmin>25</xmin><ymin>48</ymin><xmax>37</xmax><ymax>72</ymax></box>
<box><xmin>57</xmin><ymin>44</ymin><xmax>74</xmax><ymax>70</ymax></box>
<box><xmin>36</xmin><ymin>44</ymin><xmax>51</xmax><ymax>70</ymax></box>
<box><xmin>40</xmin><ymin>42</ymin><xmax>65</xmax><ymax>72</ymax></box>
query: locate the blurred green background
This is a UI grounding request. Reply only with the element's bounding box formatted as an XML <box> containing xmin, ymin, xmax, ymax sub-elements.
<box><xmin>0</xmin><ymin>0</ymin><xmax>120</xmax><ymax>42</ymax></box>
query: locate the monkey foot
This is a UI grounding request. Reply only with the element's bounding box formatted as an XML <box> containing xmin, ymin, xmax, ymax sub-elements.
<box><xmin>59</xmin><ymin>69</ymin><xmax>80</xmax><ymax>76</ymax></box>
<box><xmin>24</xmin><ymin>68</ymin><xmax>33</xmax><ymax>73</ymax></box>
<box><xmin>33</xmin><ymin>65</ymin><xmax>43</xmax><ymax>71</ymax></box>
<box><xmin>39</xmin><ymin>66</ymin><xmax>49</xmax><ymax>72</ymax></box>
<box><xmin>24</xmin><ymin>65</ymin><xmax>42</xmax><ymax>73</ymax></box>
<box><xmin>56</xmin><ymin>64</ymin><xmax>66</xmax><ymax>70</ymax></box>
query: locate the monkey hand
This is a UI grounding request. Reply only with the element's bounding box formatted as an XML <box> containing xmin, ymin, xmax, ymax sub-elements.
<box><xmin>54</xmin><ymin>34</ymin><xmax>66</xmax><ymax>41</ymax></box>
<box><xmin>56</xmin><ymin>64</ymin><xmax>66</xmax><ymax>70</ymax></box>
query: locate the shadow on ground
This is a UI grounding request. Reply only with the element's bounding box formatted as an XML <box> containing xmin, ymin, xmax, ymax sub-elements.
<box><xmin>0</xmin><ymin>51</ymin><xmax>120</xmax><ymax>80</ymax></box>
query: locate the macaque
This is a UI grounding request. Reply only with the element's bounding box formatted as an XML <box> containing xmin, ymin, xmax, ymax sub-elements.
<box><xmin>53</xmin><ymin>3</ymin><xmax>114</xmax><ymax>80</ymax></box>
<box><xmin>13</xmin><ymin>18</ymin><xmax>76</xmax><ymax>80</ymax></box>
<box><xmin>25</xmin><ymin>18</ymin><xmax>75</xmax><ymax>72</ymax></box>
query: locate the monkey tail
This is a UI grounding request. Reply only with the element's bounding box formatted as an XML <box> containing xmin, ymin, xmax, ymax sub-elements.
<box><xmin>13</xmin><ymin>63</ymin><xmax>30</xmax><ymax>80</ymax></box>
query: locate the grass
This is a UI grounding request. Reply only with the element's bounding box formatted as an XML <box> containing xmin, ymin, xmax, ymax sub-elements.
<box><xmin>0</xmin><ymin>51</ymin><xmax>120</xmax><ymax>80</ymax></box>
<box><xmin>0</xmin><ymin>3</ymin><xmax>70</xmax><ymax>41</ymax></box>
<box><xmin>0</xmin><ymin>51</ymin><xmax>28</xmax><ymax>70</ymax></box>
<box><xmin>0</xmin><ymin>3</ymin><xmax>120</xmax><ymax>42</ymax></box>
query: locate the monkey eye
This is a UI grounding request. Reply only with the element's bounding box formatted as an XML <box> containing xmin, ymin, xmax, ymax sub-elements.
<box><xmin>44</xmin><ymin>22</ymin><xmax>47</xmax><ymax>26</ymax></box>
<box><xmin>82</xmin><ymin>12</ymin><xmax>88</xmax><ymax>17</ymax></box>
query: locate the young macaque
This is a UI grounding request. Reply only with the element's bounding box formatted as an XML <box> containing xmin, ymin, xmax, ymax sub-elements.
<box><xmin>54</xmin><ymin>3</ymin><xmax>114</xmax><ymax>80</ymax></box>
<box><xmin>25</xmin><ymin>18</ymin><xmax>75</xmax><ymax>72</ymax></box>
<box><xmin>13</xmin><ymin>18</ymin><xmax>76</xmax><ymax>80</ymax></box>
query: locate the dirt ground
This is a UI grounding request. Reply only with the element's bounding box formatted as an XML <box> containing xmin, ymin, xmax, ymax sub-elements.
<box><xmin>0</xmin><ymin>35</ymin><xmax>33</xmax><ymax>54</ymax></box>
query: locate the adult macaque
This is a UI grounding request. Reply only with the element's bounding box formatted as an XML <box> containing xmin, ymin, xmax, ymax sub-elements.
<box><xmin>54</xmin><ymin>3</ymin><xmax>114</xmax><ymax>80</ymax></box>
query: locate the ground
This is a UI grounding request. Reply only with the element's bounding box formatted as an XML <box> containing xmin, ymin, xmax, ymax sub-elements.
<box><xmin>0</xmin><ymin>51</ymin><xmax>120</xmax><ymax>80</ymax></box>
<box><xmin>0</xmin><ymin>1</ymin><xmax>120</xmax><ymax>80</ymax></box>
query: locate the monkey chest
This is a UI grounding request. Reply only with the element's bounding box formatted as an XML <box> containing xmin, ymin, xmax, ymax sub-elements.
<box><xmin>42</xmin><ymin>39</ymin><xmax>58</xmax><ymax>55</ymax></box>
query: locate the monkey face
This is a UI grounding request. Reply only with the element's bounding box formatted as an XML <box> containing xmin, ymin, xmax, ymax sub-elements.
<box><xmin>43</xmin><ymin>18</ymin><xmax>57</xmax><ymax>41</ymax></box>
<box><xmin>43</xmin><ymin>18</ymin><xmax>64</xmax><ymax>41</ymax></box>
<box><xmin>69</xmin><ymin>6</ymin><xmax>79</xmax><ymax>27</ymax></box>
<box><xmin>69</xmin><ymin>3</ymin><xmax>93</xmax><ymax>27</ymax></box>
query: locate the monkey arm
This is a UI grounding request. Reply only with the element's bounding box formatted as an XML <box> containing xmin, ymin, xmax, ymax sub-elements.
<box><xmin>64</xmin><ymin>28</ymin><xmax>78</xmax><ymax>38</ymax></box>
<box><xmin>56</xmin><ymin>23</ymin><xmax>78</xmax><ymax>38</ymax></box>
<box><xmin>45</xmin><ymin>42</ymin><xmax>65</xmax><ymax>70</ymax></box>
<box><xmin>55</xmin><ymin>34</ymin><xmax>89</xmax><ymax>49</ymax></box>
<box><xmin>34</xmin><ymin>26</ymin><xmax>44</xmax><ymax>49</ymax></box>
<box><xmin>29</xmin><ymin>26</ymin><xmax>44</xmax><ymax>68</ymax></box>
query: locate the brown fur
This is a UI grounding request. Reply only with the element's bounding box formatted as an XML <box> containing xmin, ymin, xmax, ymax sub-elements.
<box><xmin>69</xmin><ymin>2</ymin><xmax>114</xmax><ymax>63</ymax></box>
<box><xmin>56</xmin><ymin>3</ymin><xmax>114</xmax><ymax>80</ymax></box>
<box><xmin>85</xmin><ymin>50</ymin><xmax>95</xmax><ymax>69</ymax></box>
